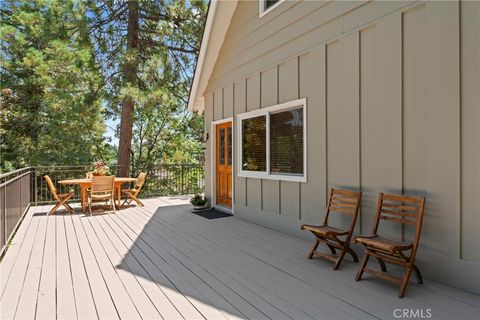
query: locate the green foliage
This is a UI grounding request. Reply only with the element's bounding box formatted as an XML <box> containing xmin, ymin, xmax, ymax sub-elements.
<box><xmin>0</xmin><ymin>0</ymin><xmax>207</xmax><ymax>175</ymax></box>
<box><xmin>87</xmin><ymin>0</ymin><xmax>208</xmax><ymax>175</ymax></box>
<box><xmin>190</xmin><ymin>194</ymin><xmax>207</xmax><ymax>206</ymax></box>
<box><xmin>0</xmin><ymin>0</ymin><xmax>111</xmax><ymax>172</ymax></box>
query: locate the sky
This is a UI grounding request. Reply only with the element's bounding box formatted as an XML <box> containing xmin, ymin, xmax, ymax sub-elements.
<box><xmin>104</xmin><ymin>117</ymin><xmax>119</xmax><ymax>147</ymax></box>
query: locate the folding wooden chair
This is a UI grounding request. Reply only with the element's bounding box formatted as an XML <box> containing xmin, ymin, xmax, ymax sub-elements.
<box><xmin>354</xmin><ymin>193</ymin><xmax>426</xmax><ymax>298</ymax></box>
<box><xmin>301</xmin><ymin>188</ymin><xmax>362</xmax><ymax>270</ymax></box>
<box><xmin>44</xmin><ymin>175</ymin><xmax>74</xmax><ymax>215</ymax></box>
<box><xmin>122</xmin><ymin>172</ymin><xmax>146</xmax><ymax>207</ymax></box>
<box><xmin>88</xmin><ymin>175</ymin><xmax>115</xmax><ymax>215</ymax></box>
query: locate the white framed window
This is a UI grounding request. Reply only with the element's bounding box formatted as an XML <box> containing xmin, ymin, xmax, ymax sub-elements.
<box><xmin>237</xmin><ymin>98</ymin><xmax>307</xmax><ymax>183</ymax></box>
<box><xmin>259</xmin><ymin>0</ymin><xmax>284</xmax><ymax>18</ymax></box>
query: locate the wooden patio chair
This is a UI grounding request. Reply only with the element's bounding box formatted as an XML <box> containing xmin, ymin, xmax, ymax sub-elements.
<box><xmin>87</xmin><ymin>175</ymin><xmax>115</xmax><ymax>215</ymax></box>
<box><xmin>44</xmin><ymin>175</ymin><xmax>74</xmax><ymax>215</ymax></box>
<box><xmin>354</xmin><ymin>193</ymin><xmax>426</xmax><ymax>298</ymax></box>
<box><xmin>121</xmin><ymin>172</ymin><xmax>146</xmax><ymax>207</ymax></box>
<box><xmin>301</xmin><ymin>188</ymin><xmax>362</xmax><ymax>270</ymax></box>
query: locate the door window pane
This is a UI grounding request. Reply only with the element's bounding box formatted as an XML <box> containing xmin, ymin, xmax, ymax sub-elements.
<box><xmin>242</xmin><ymin>116</ymin><xmax>266</xmax><ymax>171</ymax></box>
<box><xmin>270</xmin><ymin>108</ymin><xmax>303</xmax><ymax>174</ymax></box>
<box><xmin>219</xmin><ymin>128</ymin><xmax>225</xmax><ymax>165</ymax></box>
<box><xmin>228</xmin><ymin>127</ymin><xmax>232</xmax><ymax>165</ymax></box>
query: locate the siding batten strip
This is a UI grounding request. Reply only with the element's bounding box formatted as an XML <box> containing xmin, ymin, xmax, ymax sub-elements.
<box><xmin>456</xmin><ymin>0</ymin><xmax>465</xmax><ymax>261</ymax></box>
<box><xmin>424</xmin><ymin>1</ymin><xmax>461</xmax><ymax>258</ymax></box>
<box><xmin>245</xmin><ymin>78</ymin><xmax>248</xmax><ymax>207</ymax></box>
<box><xmin>277</xmin><ymin>64</ymin><xmax>282</xmax><ymax>216</ymax></box>
<box><xmin>233</xmin><ymin>83</ymin><xmax>236</xmax><ymax>206</ymax></box>
<box><xmin>358</xmin><ymin>30</ymin><xmax>362</xmax><ymax>234</ymax></box>
<box><xmin>401</xmin><ymin>11</ymin><xmax>405</xmax><ymax>242</ymax></box>
<box><xmin>260</xmin><ymin>72</ymin><xmax>263</xmax><ymax>211</ymax></box>
<box><xmin>297</xmin><ymin>55</ymin><xmax>302</xmax><ymax>220</ymax></box>
<box><xmin>324</xmin><ymin>43</ymin><xmax>329</xmax><ymax>210</ymax></box>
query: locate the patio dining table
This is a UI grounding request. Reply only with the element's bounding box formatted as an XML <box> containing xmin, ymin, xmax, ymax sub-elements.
<box><xmin>58</xmin><ymin>177</ymin><xmax>138</xmax><ymax>212</ymax></box>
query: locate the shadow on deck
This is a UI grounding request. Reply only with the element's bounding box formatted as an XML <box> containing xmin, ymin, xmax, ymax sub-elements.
<box><xmin>1</xmin><ymin>197</ymin><xmax>479</xmax><ymax>319</ymax></box>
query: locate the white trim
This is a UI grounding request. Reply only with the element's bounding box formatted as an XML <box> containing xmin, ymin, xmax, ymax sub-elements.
<box><xmin>189</xmin><ymin>0</ymin><xmax>217</xmax><ymax>112</ymax></box>
<box><xmin>259</xmin><ymin>0</ymin><xmax>285</xmax><ymax>18</ymax></box>
<box><xmin>210</xmin><ymin>118</ymin><xmax>234</xmax><ymax>211</ymax></box>
<box><xmin>214</xmin><ymin>205</ymin><xmax>233</xmax><ymax>215</ymax></box>
<box><xmin>237</xmin><ymin>98</ymin><xmax>307</xmax><ymax>183</ymax></box>
<box><xmin>188</xmin><ymin>1</ymin><xmax>238</xmax><ymax>112</ymax></box>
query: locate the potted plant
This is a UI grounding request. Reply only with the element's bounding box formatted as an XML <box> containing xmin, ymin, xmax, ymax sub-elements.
<box><xmin>190</xmin><ymin>194</ymin><xmax>208</xmax><ymax>210</ymax></box>
<box><xmin>87</xmin><ymin>161</ymin><xmax>111</xmax><ymax>178</ymax></box>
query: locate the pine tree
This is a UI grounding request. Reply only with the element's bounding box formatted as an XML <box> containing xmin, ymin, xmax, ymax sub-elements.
<box><xmin>0</xmin><ymin>0</ymin><xmax>108</xmax><ymax>171</ymax></box>
<box><xmin>87</xmin><ymin>0</ymin><xmax>207</xmax><ymax>175</ymax></box>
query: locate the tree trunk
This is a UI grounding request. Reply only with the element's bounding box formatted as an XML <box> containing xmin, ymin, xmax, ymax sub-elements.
<box><xmin>117</xmin><ymin>0</ymin><xmax>139</xmax><ymax>176</ymax></box>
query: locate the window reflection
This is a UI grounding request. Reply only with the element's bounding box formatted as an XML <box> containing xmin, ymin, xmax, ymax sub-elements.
<box><xmin>270</xmin><ymin>108</ymin><xmax>303</xmax><ymax>174</ymax></box>
<box><xmin>242</xmin><ymin>116</ymin><xmax>266</xmax><ymax>171</ymax></box>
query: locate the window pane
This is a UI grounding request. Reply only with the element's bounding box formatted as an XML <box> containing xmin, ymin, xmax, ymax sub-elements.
<box><xmin>270</xmin><ymin>108</ymin><xmax>303</xmax><ymax>174</ymax></box>
<box><xmin>228</xmin><ymin>127</ymin><xmax>232</xmax><ymax>165</ymax></box>
<box><xmin>219</xmin><ymin>128</ymin><xmax>225</xmax><ymax>165</ymax></box>
<box><xmin>242</xmin><ymin>116</ymin><xmax>266</xmax><ymax>172</ymax></box>
<box><xmin>265</xmin><ymin>0</ymin><xmax>280</xmax><ymax>10</ymax></box>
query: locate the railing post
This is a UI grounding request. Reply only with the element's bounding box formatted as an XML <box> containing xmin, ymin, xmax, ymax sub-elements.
<box><xmin>0</xmin><ymin>182</ymin><xmax>8</xmax><ymax>248</ymax></box>
<box><xmin>2</xmin><ymin>184</ymin><xmax>5</xmax><ymax>248</ymax></box>
<box><xmin>181</xmin><ymin>164</ymin><xmax>185</xmax><ymax>195</ymax></box>
<box><xmin>34</xmin><ymin>167</ymin><xmax>38</xmax><ymax>206</ymax></box>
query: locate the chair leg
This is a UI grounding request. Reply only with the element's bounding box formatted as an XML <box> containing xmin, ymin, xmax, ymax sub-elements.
<box><xmin>413</xmin><ymin>264</ymin><xmax>423</xmax><ymax>284</ymax></box>
<box><xmin>50</xmin><ymin>195</ymin><xmax>73</xmax><ymax>215</ymax></box>
<box><xmin>63</xmin><ymin>204</ymin><xmax>73</xmax><ymax>213</ymax></box>
<box><xmin>121</xmin><ymin>190</ymin><xmax>133</xmax><ymax>206</ymax></box>
<box><xmin>355</xmin><ymin>252</ymin><xmax>370</xmax><ymax>281</ymax></box>
<box><xmin>307</xmin><ymin>239</ymin><xmax>319</xmax><ymax>259</ymax></box>
<box><xmin>122</xmin><ymin>194</ymin><xmax>135</xmax><ymax>207</ymax></box>
<box><xmin>111</xmin><ymin>196</ymin><xmax>116</xmax><ymax>214</ymax></box>
<box><xmin>345</xmin><ymin>246</ymin><xmax>359</xmax><ymax>262</ymax></box>
<box><xmin>48</xmin><ymin>201</ymin><xmax>63</xmax><ymax>215</ymax></box>
<box><xmin>326</xmin><ymin>244</ymin><xmax>337</xmax><ymax>254</ymax></box>
<box><xmin>88</xmin><ymin>196</ymin><xmax>92</xmax><ymax>216</ymax></box>
<box><xmin>399</xmin><ymin>266</ymin><xmax>413</xmax><ymax>298</ymax></box>
<box><xmin>376</xmin><ymin>257</ymin><xmax>387</xmax><ymax>272</ymax></box>
<box><xmin>132</xmin><ymin>196</ymin><xmax>144</xmax><ymax>207</ymax></box>
<box><xmin>333</xmin><ymin>248</ymin><xmax>347</xmax><ymax>270</ymax></box>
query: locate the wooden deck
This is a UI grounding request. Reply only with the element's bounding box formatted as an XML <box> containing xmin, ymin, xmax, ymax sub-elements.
<box><xmin>1</xmin><ymin>197</ymin><xmax>478</xmax><ymax>320</ymax></box>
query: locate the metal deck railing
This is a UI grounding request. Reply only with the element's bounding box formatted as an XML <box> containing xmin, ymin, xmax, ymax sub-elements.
<box><xmin>0</xmin><ymin>164</ymin><xmax>204</xmax><ymax>253</ymax></box>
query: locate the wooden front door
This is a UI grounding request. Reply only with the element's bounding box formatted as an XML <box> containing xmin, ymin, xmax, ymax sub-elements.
<box><xmin>216</xmin><ymin>122</ymin><xmax>233</xmax><ymax>208</ymax></box>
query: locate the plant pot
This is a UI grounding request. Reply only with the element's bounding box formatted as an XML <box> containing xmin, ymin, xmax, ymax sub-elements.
<box><xmin>193</xmin><ymin>204</ymin><xmax>207</xmax><ymax>210</ymax></box>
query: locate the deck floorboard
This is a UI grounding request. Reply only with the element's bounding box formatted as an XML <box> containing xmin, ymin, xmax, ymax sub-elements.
<box><xmin>0</xmin><ymin>197</ymin><xmax>478</xmax><ymax>320</ymax></box>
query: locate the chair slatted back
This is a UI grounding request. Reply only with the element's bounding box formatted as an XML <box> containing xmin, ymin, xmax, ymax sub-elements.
<box><xmin>324</xmin><ymin>188</ymin><xmax>362</xmax><ymax>226</ymax></box>
<box><xmin>91</xmin><ymin>175</ymin><xmax>115</xmax><ymax>193</ymax></box>
<box><xmin>134</xmin><ymin>172</ymin><xmax>147</xmax><ymax>191</ymax></box>
<box><xmin>372</xmin><ymin>193</ymin><xmax>426</xmax><ymax>248</ymax></box>
<box><xmin>44</xmin><ymin>175</ymin><xmax>60</xmax><ymax>201</ymax></box>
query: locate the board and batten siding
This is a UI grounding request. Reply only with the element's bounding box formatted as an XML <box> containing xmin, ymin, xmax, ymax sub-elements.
<box><xmin>203</xmin><ymin>0</ymin><xmax>479</xmax><ymax>293</ymax></box>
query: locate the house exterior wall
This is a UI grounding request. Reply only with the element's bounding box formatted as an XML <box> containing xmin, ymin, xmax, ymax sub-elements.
<box><xmin>203</xmin><ymin>0</ymin><xmax>479</xmax><ymax>293</ymax></box>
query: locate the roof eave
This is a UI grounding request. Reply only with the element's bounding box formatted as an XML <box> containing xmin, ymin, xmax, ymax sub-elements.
<box><xmin>187</xmin><ymin>0</ymin><xmax>238</xmax><ymax>113</ymax></box>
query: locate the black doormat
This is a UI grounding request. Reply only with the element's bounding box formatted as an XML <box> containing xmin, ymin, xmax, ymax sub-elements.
<box><xmin>191</xmin><ymin>208</ymin><xmax>232</xmax><ymax>220</ymax></box>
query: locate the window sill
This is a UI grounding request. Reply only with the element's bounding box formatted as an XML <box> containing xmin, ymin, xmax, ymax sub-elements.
<box><xmin>238</xmin><ymin>171</ymin><xmax>306</xmax><ymax>183</ymax></box>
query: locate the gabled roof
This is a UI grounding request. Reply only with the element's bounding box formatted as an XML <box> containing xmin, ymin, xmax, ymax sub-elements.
<box><xmin>187</xmin><ymin>0</ymin><xmax>238</xmax><ymax>112</ymax></box>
